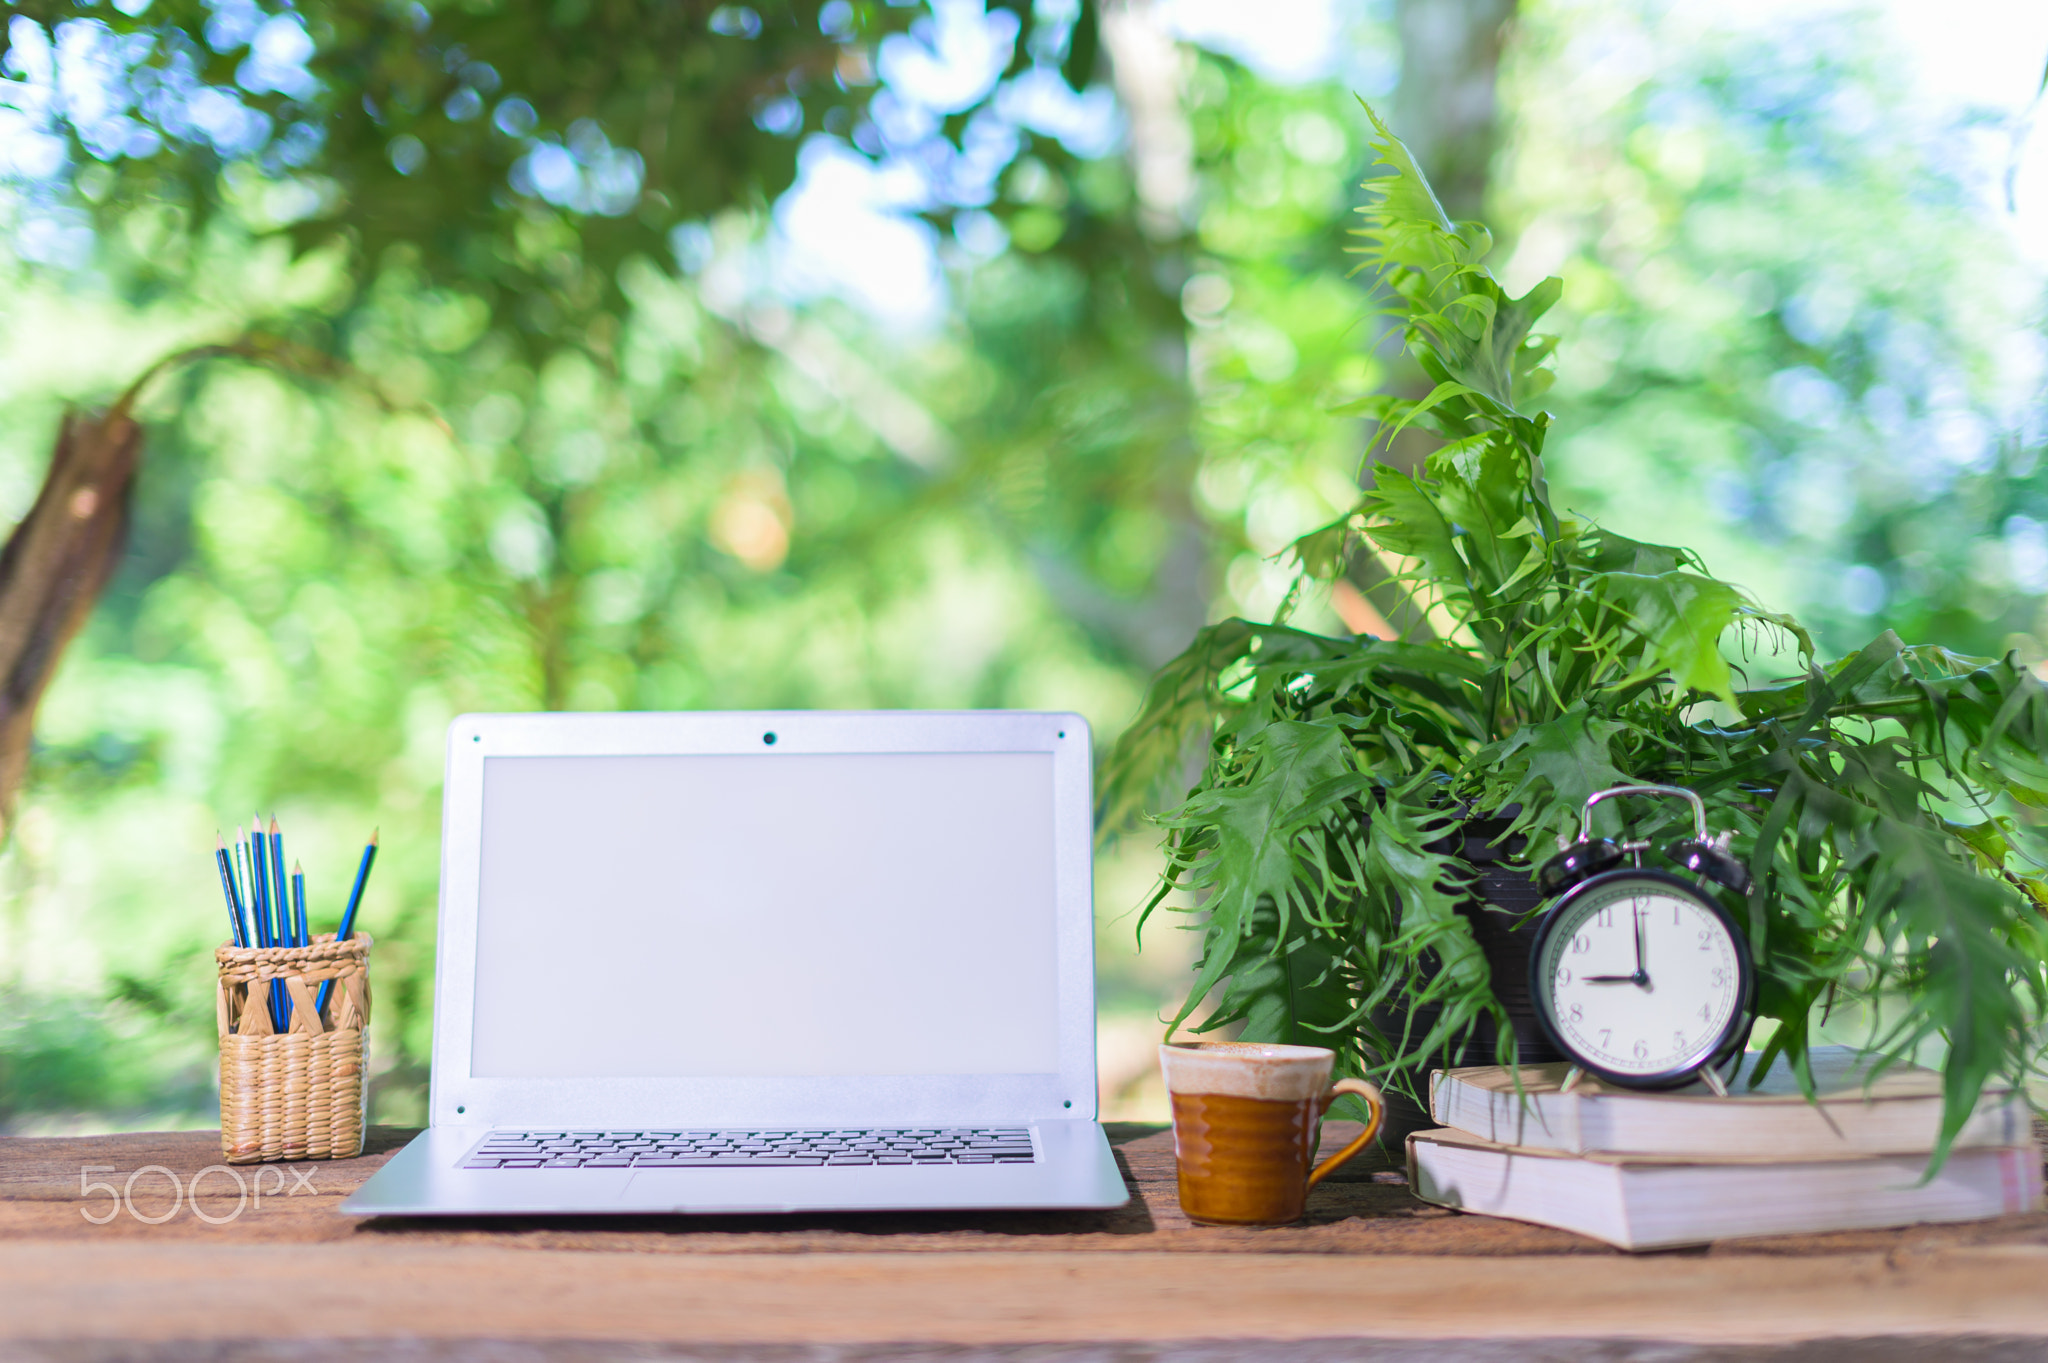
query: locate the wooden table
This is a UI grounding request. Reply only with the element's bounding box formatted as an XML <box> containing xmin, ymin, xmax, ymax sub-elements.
<box><xmin>7</xmin><ymin>1123</ymin><xmax>2048</xmax><ymax>1360</ymax></box>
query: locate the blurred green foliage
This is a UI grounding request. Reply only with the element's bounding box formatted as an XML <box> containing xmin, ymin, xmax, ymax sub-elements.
<box><xmin>0</xmin><ymin>0</ymin><xmax>1212</xmax><ymax>1127</ymax></box>
<box><xmin>0</xmin><ymin>0</ymin><xmax>2042</xmax><ymax>1132</ymax></box>
<box><xmin>1496</xmin><ymin>3</ymin><xmax>2048</xmax><ymax>663</ymax></box>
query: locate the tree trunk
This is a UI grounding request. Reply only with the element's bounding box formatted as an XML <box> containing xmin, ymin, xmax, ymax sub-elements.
<box><xmin>1392</xmin><ymin>0</ymin><xmax>1518</xmax><ymax>224</ymax></box>
<box><xmin>0</xmin><ymin>409</ymin><xmax>142</xmax><ymax>837</ymax></box>
<box><xmin>1345</xmin><ymin>0</ymin><xmax>1519</xmax><ymax>640</ymax></box>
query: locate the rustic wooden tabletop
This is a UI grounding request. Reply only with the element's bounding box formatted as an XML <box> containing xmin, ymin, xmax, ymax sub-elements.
<box><xmin>7</xmin><ymin>1122</ymin><xmax>2048</xmax><ymax>1361</ymax></box>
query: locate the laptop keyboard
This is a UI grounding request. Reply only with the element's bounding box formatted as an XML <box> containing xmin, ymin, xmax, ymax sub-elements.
<box><xmin>463</xmin><ymin>1128</ymin><xmax>1036</xmax><ymax>1169</ymax></box>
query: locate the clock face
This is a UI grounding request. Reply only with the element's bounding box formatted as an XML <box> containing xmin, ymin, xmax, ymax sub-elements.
<box><xmin>1533</xmin><ymin>873</ymin><xmax>1747</xmax><ymax>1083</ymax></box>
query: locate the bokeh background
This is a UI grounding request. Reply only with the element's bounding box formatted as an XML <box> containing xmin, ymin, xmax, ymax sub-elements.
<box><xmin>1</xmin><ymin>0</ymin><xmax>2043</xmax><ymax>1131</ymax></box>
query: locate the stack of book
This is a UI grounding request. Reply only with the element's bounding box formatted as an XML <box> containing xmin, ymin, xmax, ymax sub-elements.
<box><xmin>1406</xmin><ymin>1046</ymin><xmax>2041</xmax><ymax>1250</ymax></box>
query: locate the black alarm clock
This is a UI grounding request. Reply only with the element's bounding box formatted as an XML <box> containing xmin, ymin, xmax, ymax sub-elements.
<box><xmin>1528</xmin><ymin>784</ymin><xmax>1755</xmax><ymax>1093</ymax></box>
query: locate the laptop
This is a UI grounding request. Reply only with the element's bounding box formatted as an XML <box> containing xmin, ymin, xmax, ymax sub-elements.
<box><xmin>342</xmin><ymin>709</ymin><xmax>1128</xmax><ymax>1216</ymax></box>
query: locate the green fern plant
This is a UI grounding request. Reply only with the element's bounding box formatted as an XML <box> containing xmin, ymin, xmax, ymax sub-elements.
<box><xmin>1104</xmin><ymin>105</ymin><xmax>2048</xmax><ymax>1164</ymax></box>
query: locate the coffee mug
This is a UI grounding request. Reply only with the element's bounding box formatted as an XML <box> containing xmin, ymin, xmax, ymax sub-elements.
<box><xmin>1158</xmin><ymin>1041</ymin><xmax>1385</xmax><ymax>1226</ymax></box>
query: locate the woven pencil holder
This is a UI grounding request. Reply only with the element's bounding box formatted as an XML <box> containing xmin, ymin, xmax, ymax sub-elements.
<box><xmin>215</xmin><ymin>933</ymin><xmax>372</xmax><ymax>1164</ymax></box>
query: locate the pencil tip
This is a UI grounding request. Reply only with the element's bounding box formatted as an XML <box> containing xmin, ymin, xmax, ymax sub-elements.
<box><xmin>293</xmin><ymin>860</ymin><xmax>303</xmax><ymax>874</ymax></box>
<box><xmin>269</xmin><ymin>816</ymin><xmax>279</xmax><ymax>833</ymax></box>
<box><xmin>216</xmin><ymin>832</ymin><xmax>224</xmax><ymax>849</ymax></box>
<box><xmin>371</xmin><ymin>828</ymin><xmax>379</xmax><ymax>845</ymax></box>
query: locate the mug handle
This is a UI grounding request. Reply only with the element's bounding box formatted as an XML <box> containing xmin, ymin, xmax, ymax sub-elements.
<box><xmin>1305</xmin><ymin>1077</ymin><xmax>1386</xmax><ymax>1190</ymax></box>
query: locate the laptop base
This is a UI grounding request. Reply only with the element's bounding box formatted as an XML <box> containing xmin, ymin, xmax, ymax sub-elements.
<box><xmin>341</xmin><ymin>1119</ymin><xmax>1129</xmax><ymax>1216</ymax></box>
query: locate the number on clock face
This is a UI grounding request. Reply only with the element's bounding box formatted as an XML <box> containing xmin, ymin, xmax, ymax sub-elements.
<box><xmin>1538</xmin><ymin>881</ymin><xmax>1742</xmax><ymax>1079</ymax></box>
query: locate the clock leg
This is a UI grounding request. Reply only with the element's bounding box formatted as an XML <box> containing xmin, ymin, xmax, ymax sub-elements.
<box><xmin>1700</xmin><ymin>1066</ymin><xmax>1730</xmax><ymax>1098</ymax></box>
<box><xmin>1559</xmin><ymin>1066</ymin><xmax>1585</xmax><ymax>1094</ymax></box>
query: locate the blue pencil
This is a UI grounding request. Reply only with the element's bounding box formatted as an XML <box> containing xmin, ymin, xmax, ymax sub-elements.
<box><xmin>250</xmin><ymin>816</ymin><xmax>285</xmax><ymax>1030</ymax></box>
<box><xmin>337</xmin><ymin>829</ymin><xmax>377</xmax><ymax>942</ymax></box>
<box><xmin>291</xmin><ymin>860</ymin><xmax>313</xmax><ymax>1024</ymax></box>
<box><xmin>242</xmin><ymin>831</ymin><xmax>282</xmax><ymax>1032</ymax></box>
<box><xmin>214</xmin><ymin>834</ymin><xmax>248</xmax><ymax>948</ymax></box>
<box><xmin>269</xmin><ymin>817</ymin><xmax>295</xmax><ymax>1029</ymax></box>
<box><xmin>263</xmin><ymin>822</ymin><xmax>287</xmax><ymax>1031</ymax></box>
<box><xmin>269</xmin><ymin>818</ymin><xmax>291</xmax><ymax>946</ymax></box>
<box><xmin>316</xmin><ymin>830</ymin><xmax>377</xmax><ymax>1018</ymax></box>
<box><xmin>248</xmin><ymin>820</ymin><xmax>269</xmax><ymax>943</ymax></box>
<box><xmin>235</xmin><ymin>839</ymin><xmax>258</xmax><ymax>945</ymax></box>
<box><xmin>245</xmin><ymin>831</ymin><xmax>265</xmax><ymax>947</ymax></box>
<box><xmin>234</xmin><ymin>839</ymin><xmax>261</xmax><ymax>973</ymax></box>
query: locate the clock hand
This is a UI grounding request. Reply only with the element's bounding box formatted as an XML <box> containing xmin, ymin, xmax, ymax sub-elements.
<box><xmin>1632</xmin><ymin>906</ymin><xmax>1649</xmax><ymax>987</ymax></box>
<box><xmin>1582</xmin><ymin>974</ymin><xmax>1639</xmax><ymax>984</ymax></box>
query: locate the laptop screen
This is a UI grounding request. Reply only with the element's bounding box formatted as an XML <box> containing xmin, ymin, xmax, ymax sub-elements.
<box><xmin>468</xmin><ymin>751</ymin><xmax>1061</xmax><ymax>1080</ymax></box>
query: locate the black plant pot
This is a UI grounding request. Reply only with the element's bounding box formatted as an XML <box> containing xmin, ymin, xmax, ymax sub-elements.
<box><xmin>1368</xmin><ymin>813</ymin><xmax>1563</xmax><ymax>1146</ymax></box>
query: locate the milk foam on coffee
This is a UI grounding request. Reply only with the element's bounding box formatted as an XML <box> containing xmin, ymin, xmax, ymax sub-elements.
<box><xmin>1158</xmin><ymin>1042</ymin><xmax>1333</xmax><ymax>1101</ymax></box>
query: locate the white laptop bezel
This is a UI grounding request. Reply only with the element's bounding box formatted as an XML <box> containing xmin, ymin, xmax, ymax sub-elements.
<box><xmin>427</xmin><ymin>710</ymin><xmax>1097</xmax><ymax>1130</ymax></box>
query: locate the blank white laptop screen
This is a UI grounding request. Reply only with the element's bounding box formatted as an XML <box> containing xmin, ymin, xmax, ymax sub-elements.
<box><xmin>469</xmin><ymin>751</ymin><xmax>1059</xmax><ymax>1079</ymax></box>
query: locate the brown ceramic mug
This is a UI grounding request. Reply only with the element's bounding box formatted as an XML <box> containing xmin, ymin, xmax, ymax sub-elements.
<box><xmin>1158</xmin><ymin>1041</ymin><xmax>1385</xmax><ymax>1226</ymax></box>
